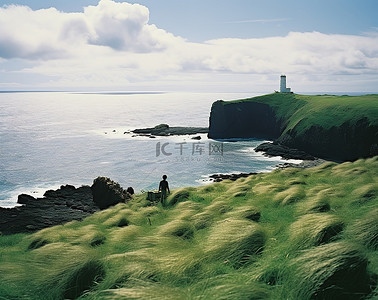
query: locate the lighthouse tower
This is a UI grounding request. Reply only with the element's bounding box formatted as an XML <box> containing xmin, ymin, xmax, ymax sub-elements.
<box><xmin>280</xmin><ymin>75</ymin><xmax>291</xmax><ymax>93</ymax></box>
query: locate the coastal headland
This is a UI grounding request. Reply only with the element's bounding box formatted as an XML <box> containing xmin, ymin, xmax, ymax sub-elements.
<box><xmin>209</xmin><ymin>93</ymin><xmax>378</xmax><ymax>161</ymax></box>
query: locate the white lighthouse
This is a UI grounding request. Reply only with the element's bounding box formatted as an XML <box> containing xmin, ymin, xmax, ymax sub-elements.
<box><xmin>280</xmin><ymin>75</ymin><xmax>291</xmax><ymax>93</ymax></box>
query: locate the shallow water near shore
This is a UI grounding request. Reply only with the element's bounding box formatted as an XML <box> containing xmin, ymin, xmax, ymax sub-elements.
<box><xmin>0</xmin><ymin>91</ymin><xmax>301</xmax><ymax>207</ymax></box>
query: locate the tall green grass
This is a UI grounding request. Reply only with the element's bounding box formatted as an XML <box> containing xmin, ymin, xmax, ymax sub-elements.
<box><xmin>229</xmin><ymin>93</ymin><xmax>378</xmax><ymax>135</ymax></box>
<box><xmin>0</xmin><ymin>157</ymin><xmax>377</xmax><ymax>299</ymax></box>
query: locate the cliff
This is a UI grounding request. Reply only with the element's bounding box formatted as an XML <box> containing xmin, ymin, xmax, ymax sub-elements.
<box><xmin>208</xmin><ymin>93</ymin><xmax>378</xmax><ymax>161</ymax></box>
<box><xmin>209</xmin><ymin>100</ymin><xmax>281</xmax><ymax>139</ymax></box>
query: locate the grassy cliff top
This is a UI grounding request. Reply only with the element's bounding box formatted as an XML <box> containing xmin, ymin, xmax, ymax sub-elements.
<box><xmin>225</xmin><ymin>93</ymin><xmax>378</xmax><ymax>134</ymax></box>
<box><xmin>0</xmin><ymin>157</ymin><xmax>377</xmax><ymax>299</ymax></box>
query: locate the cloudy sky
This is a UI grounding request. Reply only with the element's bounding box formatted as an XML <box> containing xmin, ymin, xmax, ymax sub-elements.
<box><xmin>1</xmin><ymin>0</ymin><xmax>378</xmax><ymax>92</ymax></box>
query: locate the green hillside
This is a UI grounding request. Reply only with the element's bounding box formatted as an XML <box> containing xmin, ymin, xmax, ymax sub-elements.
<box><xmin>0</xmin><ymin>157</ymin><xmax>377</xmax><ymax>299</ymax></box>
<box><xmin>209</xmin><ymin>93</ymin><xmax>378</xmax><ymax>160</ymax></box>
<box><xmin>233</xmin><ymin>93</ymin><xmax>378</xmax><ymax>135</ymax></box>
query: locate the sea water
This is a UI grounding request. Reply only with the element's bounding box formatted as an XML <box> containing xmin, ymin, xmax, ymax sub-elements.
<box><xmin>0</xmin><ymin>91</ymin><xmax>301</xmax><ymax>207</ymax></box>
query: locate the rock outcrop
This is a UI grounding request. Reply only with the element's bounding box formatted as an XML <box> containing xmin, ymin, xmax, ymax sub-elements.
<box><xmin>209</xmin><ymin>172</ymin><xmax>258</xmax><ymax>182</ymax></box>
<box><xmin>0</xmin><ymin>185</ymin><xmax>97</xmax><ymax>235</ymax></box>
<box><xmin>0</xmin><ymin>178</ymin><xmax>132</xmax><ymax>235</ymax></box>
<box><xmin>91</xmin><ymin>177</ymin><xmax>132</xmax><ymax>209</ymax></box>
<box><xmin>132</xmin><ymin>124</ymin><xmax>208</xmax><ymax>137</ymax></box>
<box><xmin>255</xmin><ymin>142</ymin><xmax>316</xmax><ymax>160</ymax></box>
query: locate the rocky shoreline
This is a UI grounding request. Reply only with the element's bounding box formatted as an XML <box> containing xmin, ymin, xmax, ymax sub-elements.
<box><xmin>253</xmin><ymin>141</ymin><xmax>329</xmax><ymax>169</ymax></box>
<box><xmin>208</xmin><ymin>139</ymin><xmax>328</xmax><ymax>183</ymax></box>
<box><xmin>255</xmin><ymin>141</ymin><xmax>316</xmax><ymax>160</ymax></box>
<box><xmin>0</xmin><ymin>140</ymin><xmax>326</xmax><ymax>234</ymax></box>
<box><xmin>208</xmin><ymin>158</ymin><xmax>326</xmax><ymax>183</ymax></box>
<box><xmin>208</xmin><ymin>172</ymin><xmax>258</xmax><ymax>182</ymax></box>
<box><xmin>276</xmin><ymin>158</ymin><xmax>328</xmax><ymax>169</ymax></box>
<box><xmin>0</xmin><ymin>177</ymin><xmax>132</xmax><ymax>235</ymax></box>
<box><xmin>130</xmin><ymin>124</ymin><xmax>320</xmax><ymax>163</ymax></box>
<box><xmin>0</xmin><ymin>185</ymin><xmax>96</xmax><ymax>235</ymax></box>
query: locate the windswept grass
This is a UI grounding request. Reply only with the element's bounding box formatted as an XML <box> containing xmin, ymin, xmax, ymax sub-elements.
<box><xmin>289</xmin><ymin>214</ymin><xmax>344</xmax><ymax>249</ymax></box>
<box><xmin>286</xmin><ymin>242</ymin><xmax>371</xmax><ymax>299</ymax></box>
<box><xmin>230</xmin><ymin>93</ymin><xmax>378</xmax><ymax>135</ymax></box>
<box><xmin>348</xmin><ymin>209</ymin><xmax>378</xmax><ymax>250</ymax></box>
<box><xmin>0</xmin><ymin>157</ymin><xmax>377</xmax><ymax>299</ymax></box>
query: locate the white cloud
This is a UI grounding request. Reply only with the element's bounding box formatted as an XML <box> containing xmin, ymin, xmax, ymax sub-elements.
<box><xmin>0</xmin><ymin>5</ymin><xmax>69</xmax><ymax>59</ymax></box>
<box><xmin>194</xmin><ymin>32</ymin><xmax>378</xmax><ymax>75</ymax></box>
<box><xmin>84</xmin><ymin>0</ymin><xmax>180</xmax><ymax>52</ymax></box>
<box><xmin>0</xmin><ymin>1</ymin><xmax>377</xmax><ymax>91</ymax></box>
<box><xmin>0</xmin><ymin>0</ymin><xmax>181</xmax><ymax>59</ymax></box>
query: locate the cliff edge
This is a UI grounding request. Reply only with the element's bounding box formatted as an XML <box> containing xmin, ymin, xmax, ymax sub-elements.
<box><xmin>208</xmin><ymin>93</ymin><xmax>378</xmax><ymax>161</ymax></box>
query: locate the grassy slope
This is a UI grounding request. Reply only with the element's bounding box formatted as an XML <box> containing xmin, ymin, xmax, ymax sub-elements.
<box><xmin>0</xmin><ymin>158</ymin><xmax>377</xmax><ymax>299</ymax></box>
<box><xmin>228</xmin><ymin>93</ymin><xmax>378</xmax><ymax>135</ymax></box>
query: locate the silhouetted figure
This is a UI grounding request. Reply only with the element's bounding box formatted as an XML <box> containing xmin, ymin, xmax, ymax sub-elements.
<box><xmin>158</xmin><ymin>175</ymin><xmax>170</xmax><ymax>204</ymax></box>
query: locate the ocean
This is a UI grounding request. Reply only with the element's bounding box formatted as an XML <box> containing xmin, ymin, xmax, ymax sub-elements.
<box><xmin>0</xmin><ymin>91</ymin><xmax>301</xmax><ymax>207</ymax></box>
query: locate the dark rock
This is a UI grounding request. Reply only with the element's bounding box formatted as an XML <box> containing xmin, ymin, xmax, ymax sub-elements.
<box><xmin>91</xmin><ymin>177</ymin><xmax>131</xmax><ymax>209</ymax></box>
<box><xmin>191</xmin><ymin>135</ymin><xmax>202</xmax><ymax>140</ymax></box>
<box><xmin>43</xmin><ymin>189</ymin><xmax>58</xmax><ymax>198</ymax></box>
<box><xmin>154</xmin><ymin>123</ymin><xmax>169</xmax><ymax>130</ymax></box>
<box><xmin>209</xmin><ymin>172</ymin><xmax>258</xmax><ymax>182</ymax></box>
<box><xmin>61</xmin><ymin>184</ymin><xmax>76</xmax><ymax>191</ymax></box>
<box><xmin>276</xmin><ymin>159</ymin><xmax>327</xmax><ymax>169</ymax></box>
<box><xmin>255</xmin><ymin>142</ymin><xmax>316</xmax><ymax>160</ymax></box>
<box><xmin>0</xmin><ymin>185</ymin><xmax>98</xmax><ymax>235</ymax></box>
<box><xmin>126</xmin><ymin>187</ymin><xmax>135</xmax><ymax>195</ymax></box>
<box><xmin>132</xmin><ymin>124</ymin><xmax>208</xmax><ymax>137</ymax></box>
<box><xmin>17</xmin><ymin>194</ymin><xmax>36</xmax><ymax>205</ymax></box>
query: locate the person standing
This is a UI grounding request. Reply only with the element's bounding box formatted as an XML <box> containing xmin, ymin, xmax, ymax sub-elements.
<box><xmin>159</xmin><ymin>175</ymin><xmax>170</xmax><ymax>205</ymax></box>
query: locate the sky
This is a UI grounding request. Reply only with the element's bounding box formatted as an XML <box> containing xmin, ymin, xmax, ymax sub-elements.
<box><xmin>0</xmin><ymin>0</ymin><xmax>378</xmax><ymax>93</ymax></box>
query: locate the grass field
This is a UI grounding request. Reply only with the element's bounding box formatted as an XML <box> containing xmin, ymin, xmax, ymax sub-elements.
<box><xmin>229</xmin><ymin>93</ymin><xmax>378</xmax><ymax>135</ymax></box>
<box><xmin>0</xmin><ymin>157</ymin><xmax>377</xmax><ymax>299</ymax></box>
